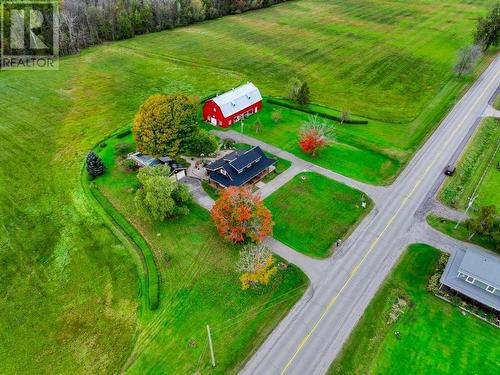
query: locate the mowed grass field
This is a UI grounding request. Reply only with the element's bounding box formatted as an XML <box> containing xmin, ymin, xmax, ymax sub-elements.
<box><xmin>93</xmin><ymin>134</ymin><xmax>308</xmax><ymax>374</ymax></box>
<box><xmin>0</xmin><ymin>0</ymin><xmax>493</xmax><ymax>372</ymax></box>
<box><xmin>439</xmin><ymin>118</ymin><xmax>500</xmax><ymax>210</ymax></box>
<box><xmin>329</xmin><ymin>244</ymin><xmax>500</xmax><ymax>375</ymax></box>
<box><xmin>265</xmin><ymin>172</ymin><xmax>372</xmax><ymax>257</ymax></box>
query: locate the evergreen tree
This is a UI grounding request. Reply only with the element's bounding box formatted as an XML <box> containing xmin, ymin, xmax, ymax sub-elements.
<box><xmin>297</xmin><ymin>82</ymin><xmax>310</xmax><ymax>106</ymax></box>
<box><xmin>86</xmin><ymin>150</ymin><xmax>105</xmax><ymax>177</ymax></box>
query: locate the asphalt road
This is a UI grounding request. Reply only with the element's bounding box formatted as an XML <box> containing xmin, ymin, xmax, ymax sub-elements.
<box><xmin>239</xmin><ymin>55</ymin><xmax>500</xmax><ymax>375</ymax></box>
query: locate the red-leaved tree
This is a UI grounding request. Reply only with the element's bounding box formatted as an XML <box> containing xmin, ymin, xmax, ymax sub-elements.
<box><xmin>298</xmin><ymin>116</ymin><xmax>333</xmax><ymax>157</ymax></box>
<box><xmin>210</xmin><ymin>187</ymin><xmax>274</xmax><ymax>243</ymax></box>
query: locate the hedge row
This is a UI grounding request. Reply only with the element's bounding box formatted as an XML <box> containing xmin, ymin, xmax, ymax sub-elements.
<box><xmin>267</xmin><ymin>98</ymin><xmax>368</xmax><ymax>125</ymax></box>
<box><xmin>116</xmin><ymin>128</ymin><xmax>132</xmax><ymax>139</ymax></box>
<box><xmin>88</xmin><ymin>182</ymin><xmax>161</xmax><ymax>310</ymax></box>
<box><xmin>200</xmin><ymin>92</ymin><xmax>217</xmax><ymax>103</ymax></box>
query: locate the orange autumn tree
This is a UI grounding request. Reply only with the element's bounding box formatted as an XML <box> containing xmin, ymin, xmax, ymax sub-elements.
<box><xmin>210</xmin><ymin>186</ymin><xmax>274</xmax><ymax>243</ymax></box>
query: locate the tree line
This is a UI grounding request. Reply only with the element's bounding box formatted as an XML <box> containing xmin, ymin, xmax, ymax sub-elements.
<box><xmin>57</xmin><ymin>0</ymin><xmax>287</xmax><ymax>55</ymax></box>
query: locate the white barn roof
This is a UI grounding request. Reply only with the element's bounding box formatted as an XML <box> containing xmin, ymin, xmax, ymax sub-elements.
<box><xmin>212</xmin><ymin>83</ymin><xmax>262</xmax><ymax>118</ymax></box>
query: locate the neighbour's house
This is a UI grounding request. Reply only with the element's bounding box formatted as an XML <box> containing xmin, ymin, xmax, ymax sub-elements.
<box><xmin>203</xmin><ymin>82</ymin><xmax>262</xmax><ymax>128</ymax></box>
<box><xmin>440</xmin><ymin>248</ymin><xmax>500</xmax><ymax>312</ymax></box>
<box><xmin>128</xmin><ymin>152</ymin><xmax>187</xmax><ymax>181</ymax></box>
<box><xmin>206</xmin><ymin>146</ymin><xmax>276</xmax><ymax>188</ymax></box>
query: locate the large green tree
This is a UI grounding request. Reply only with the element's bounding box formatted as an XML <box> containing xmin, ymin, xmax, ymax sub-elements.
<box><xmin>133</xmin><ymin>94</ymin><xmax>198</xmax><ymax>158</ymax></box>
<box><xmin>474</xmin><ymin>3</ymin><xmax>500</xmax><ymax>51</ymax></box>
<box><xmin>134</xmin><ymin>166</ymin><xmax>192</xmax><ymax>221</ymax></box>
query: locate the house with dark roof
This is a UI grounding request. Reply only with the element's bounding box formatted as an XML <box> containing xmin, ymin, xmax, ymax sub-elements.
<box><xmin>128</xmin><ymin>152</ymin><xmax>187</xmax><ymax>181</ymax></box>
<box><xmin>202</xmin><ymin>83</ymin><xmax>263</xmax><ymax>128</ymax></box>
<box><xmin>440</xmin><ymin>248</ymin><xmax>500</xmax><ymax>312</ymax></box>
<box><xmin>206</xmin><ymin>146</ymin><xmax>277</xmax><ymax>188</ymax></box>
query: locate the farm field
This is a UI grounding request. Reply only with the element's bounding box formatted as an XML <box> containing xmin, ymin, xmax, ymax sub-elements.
<box><xmin>0</xmin><ymin>0</ymin><xmax>494</xmax><ymax>372</ymax></box>
<box><xmin>92</xmin><ymin>132</ymin><xmax>308</xmax><ymax>374</ymax></box>
<box><xmin>439</xmin><ymin>118</ymin><xmax>500</xmax><ymax>210</ymax></box>
<box><xmin>265</xmin><ymin>172</ymin><xmax>372</xmax><ymax>258</ymax></box>
<box><xmin>328</xmin><ymin>244</ymin><xmax>500</xmax><ymax>375</ymax></box>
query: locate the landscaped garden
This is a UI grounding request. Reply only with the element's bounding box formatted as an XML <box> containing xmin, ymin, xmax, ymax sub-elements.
<box><xmin>439</xmin><ymin>117</ymin><xmax>500</xmax><ymax>210</ymax></box>
<box><xmin>90</xmin><ymin>131</ymin><xmax>308</xmax><ymax>374</ymax></box>
<box><xmin>328</xmin><ymin>244</ymin><xmax>500</xmax><ymax>375</ymax></box>
<box><xmin>265</xmin><ymin>172</ymin><xmax>372</xmax><ymax>258</ymax></box>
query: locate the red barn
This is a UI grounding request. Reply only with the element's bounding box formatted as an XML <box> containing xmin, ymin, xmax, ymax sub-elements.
<box><xmin>203</xmin><ymin>82</ymin><xmax>263</xmax><ymax>128</ymax></box>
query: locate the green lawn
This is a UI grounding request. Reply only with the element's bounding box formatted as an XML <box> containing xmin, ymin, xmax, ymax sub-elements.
<box><xmin>265</xmin><ymin>172</ymin><xmax>372</xmax><ymax>258</ymax></box>
<box><xmin>0</xmin><ymin>0</ymin><xmax>494</xmax><ymax>372</ymax></box>
<box><xmin>439</xmin><ymin>118</ymin><xmax>500</xmax><ymax>210</ymax></box>
<box><xmin>92</xmin><ymin>133</ymin><xmax>308</xmax><ymax>374</ymax></box>
<box><xmin>222</xmin><ymin>98</ymin><xmax>402</xmax><ymax>184</ymax></box>
<box><xmin>329</xmin><ymin>244</ymin><xmax>500</xmax><ymax>375</ymax></box>
<box><xmin>494</xmin><ymin>94</ymin><xmax>500</xmax><ymax>110</ymax></box>
<box><xmin>427</xmin><ymin>215</ymin><xmax>499</xmax><ymax>254</ymax></box>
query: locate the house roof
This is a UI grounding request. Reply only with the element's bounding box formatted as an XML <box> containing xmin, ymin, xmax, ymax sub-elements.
<box><xmin>229</xmin><ymin>148</ymin><xmax>262</xmax><ymax>172</ymax></box>
<box><xmin>459</xmin><ymin>250</ymin><xmax>500</xmax><ymax>289</ymax></box>
<box><xmin>212</xmin><ymin>82</ymin><xmax>262</xmax><ymax>118</ymax></box>
<box><xmin>208</xmin><ymin>146</ymin><xmax>276</xmax><ymax>187</ymax></box>
<box><xmin>128</xmin><ymin>152</ymin><xmax>186</xmax><ymax>175</ymax></box>
<box><xmin>206</xmin><ymin>150</ymin><xmax>246</xmax><ymax>171</ymax></box>
<box><xmin>440</xmin><ymin>248</ymin><xmax>500</xmax><ymax>311</ymax></box>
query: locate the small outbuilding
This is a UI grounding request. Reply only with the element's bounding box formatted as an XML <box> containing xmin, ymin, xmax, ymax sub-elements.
<box><xmin>206</xmin><ymin>146</ymin><xmax>276</xmax><ymax>188</ymax></box>
<box><xmin>128</xmin><ymin>152</ymin><xmax>187</xmax><ymax>181</ymax></box>
<box><xmin>440</xmin><ymin>248</ymin><xmax>500</xmax><ymax>312</ymax></box>
<box><xmin>203</xmin><ymin>82</ymin><xmax>262</xmax><ymax>128</ymax></box>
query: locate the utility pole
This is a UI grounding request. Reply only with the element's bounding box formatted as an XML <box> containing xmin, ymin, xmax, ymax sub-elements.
<box><xmin>455</xmin><ymin>194</ymin><xmax>478</xmax><ymax>229</ymax></box>
<box><xmin>206</xmin><ymin>325</ymin><xmax>216</xmax><ymax>368</ymax></box>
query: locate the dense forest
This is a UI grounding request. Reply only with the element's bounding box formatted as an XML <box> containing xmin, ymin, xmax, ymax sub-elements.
<box><xmin>58</xmin><ymin>0</ymin><xmax>287</xmax><ymax>55</ymax></box>
<box><xmin>0</xmin><ymin>0</ymin><xmax>287</xmax><ymax>57</ymax></box>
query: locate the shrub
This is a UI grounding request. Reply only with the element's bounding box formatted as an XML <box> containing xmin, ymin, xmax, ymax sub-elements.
<box><xmin>298</xmin><ymin>116</ymin><xmax>334</xmax><ymax>157</ymax></box>
<box><xmin>122</xmin><ymin>158</ymin><xmax>138</xmax><ymax>171</ymax></box>
<box><xmin>271</xmin><ymin>110</ymin><xmax>282</xmax><ymax>124</ymax></box>
<box><xmin>189</xmin><ymin>131</ymin><xmax>219</xmax><ymax>156</ymax></box>
<box><xmin>116</xmin><ymin>128</ymin><xmax>131</xmax><ymax>138</ymax></box>
<box><xmin>114</xmin><ymin>142</ymin><xmax>134</xmax><ymax>157</ymax></box>
<box><xmin>236</xmin><ymin>243</ymin><xmax>277</xmax><ymax>290</ymax></box>
<box><xmin>222</xmin><ymin>138</ymin><xmax>236</xmax><ymax>149</ymax></box>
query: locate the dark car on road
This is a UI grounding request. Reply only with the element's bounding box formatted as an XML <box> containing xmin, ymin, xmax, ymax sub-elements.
<box><xmin>444</xmin><ymin>165</ymin><xmax>456</xmax><ymax>176</ymax></box>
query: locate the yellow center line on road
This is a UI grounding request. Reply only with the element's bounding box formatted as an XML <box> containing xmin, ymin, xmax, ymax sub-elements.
<box><xmin>279</xmin><ymin>66</ymin><xmax>500</xmax><ymax>375</ymax></box>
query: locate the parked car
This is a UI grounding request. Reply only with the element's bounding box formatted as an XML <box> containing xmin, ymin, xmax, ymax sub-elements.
<box><xmin>444</xmin><ymin>165</ymin><xmax>456</xmax><ymax>176</ymax></box>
